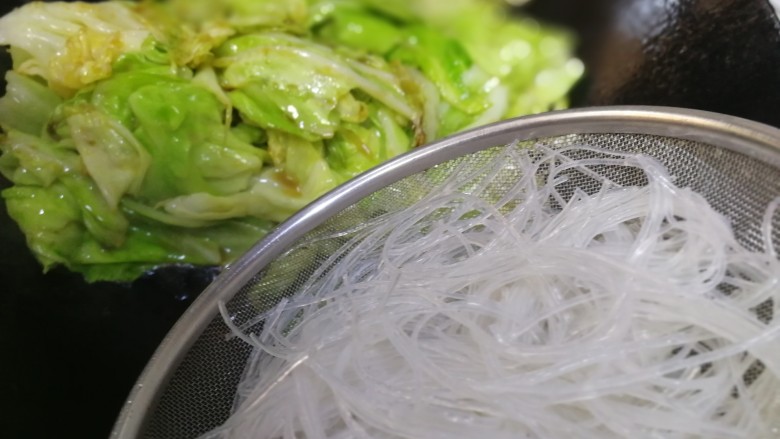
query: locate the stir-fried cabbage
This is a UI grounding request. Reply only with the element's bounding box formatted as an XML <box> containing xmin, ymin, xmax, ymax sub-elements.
<box><xmin>0</xmin><ymin>0</ymin><xmax>582</xmax><ymax>282</ymax></box>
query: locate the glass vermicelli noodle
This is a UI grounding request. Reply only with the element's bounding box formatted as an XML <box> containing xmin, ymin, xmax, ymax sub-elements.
<box><xmin>205</xmin><ymin>144</ymin><xmax>780</xmax><ymax>439</ymax></box>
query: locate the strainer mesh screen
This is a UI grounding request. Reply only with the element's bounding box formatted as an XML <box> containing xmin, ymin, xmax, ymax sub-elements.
<box><xmin>143</xmin><ymin>133</ymin><xmax>780</xmax><ymax>438</ymax></box>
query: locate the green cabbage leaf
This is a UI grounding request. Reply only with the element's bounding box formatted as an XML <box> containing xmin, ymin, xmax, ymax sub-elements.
<box><xmin>0</xmin><ymin>0</ymin><xmax>581</xmax><ymax>282</ymax></box>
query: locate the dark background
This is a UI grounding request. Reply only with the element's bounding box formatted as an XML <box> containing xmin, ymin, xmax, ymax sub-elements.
<box><xmin>2</xmin><ymin>0</ymin><xmax>780</xmax><ymax>437</ymax></box>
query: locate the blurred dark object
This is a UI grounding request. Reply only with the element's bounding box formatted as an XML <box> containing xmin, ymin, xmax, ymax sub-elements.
<box><xmin>0</xmin><ymin>213</ymin><xmax>218</xmax><ymax>438</ymax></box>
<box><xmin>3</xmin><ymin>0</ymin><xmax>780</xmax><ymax>438</ymax></box>
<box><xmin>527</xmin><ymin>0</ymin><xmax>780</xmax><ymax>128</ymax></box>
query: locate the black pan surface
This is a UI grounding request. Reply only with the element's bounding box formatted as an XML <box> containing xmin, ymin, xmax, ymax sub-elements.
<box><xmin>1</xmin><ymin>0</ymin><xmax>779</xmax><ymax>437</ymax></box>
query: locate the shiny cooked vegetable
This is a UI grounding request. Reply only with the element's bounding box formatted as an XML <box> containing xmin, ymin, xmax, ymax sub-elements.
<box><xmin>0</xmin><ymin>0</ymin><xmax>582</xmax><ymax>282</ymax></box>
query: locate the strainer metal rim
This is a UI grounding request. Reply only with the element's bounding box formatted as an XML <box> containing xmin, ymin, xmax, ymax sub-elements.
<box><xmin>111</xmin><ymin>105</ymin><xmax>780</xmax><ymax>439</ymax></box>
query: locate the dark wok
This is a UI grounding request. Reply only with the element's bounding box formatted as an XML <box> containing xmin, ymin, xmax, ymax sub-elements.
<box><xmin>1</xmin><ymin>0</ymin><xmax>779</xmax><ymax>437</ymax></box>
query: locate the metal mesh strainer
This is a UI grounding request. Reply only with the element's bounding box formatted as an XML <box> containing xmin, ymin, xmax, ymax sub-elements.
<box><xmin>112</xmin><ymin>106</ymin><xmax>780</xmax><ymax>439</ymax></box>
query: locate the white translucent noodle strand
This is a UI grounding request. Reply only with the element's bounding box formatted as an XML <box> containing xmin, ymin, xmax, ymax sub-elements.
<box><xmin>203</xmin><ymin>144</ymin><xmax>780</xmax><ymax>439</ymax></box>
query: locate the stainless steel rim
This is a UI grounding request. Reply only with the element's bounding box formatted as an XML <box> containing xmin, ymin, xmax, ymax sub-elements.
<box><xmin>111</xmin><ymin>105</ymin><xmax>780</xmax><ymax>438</ymax></box>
